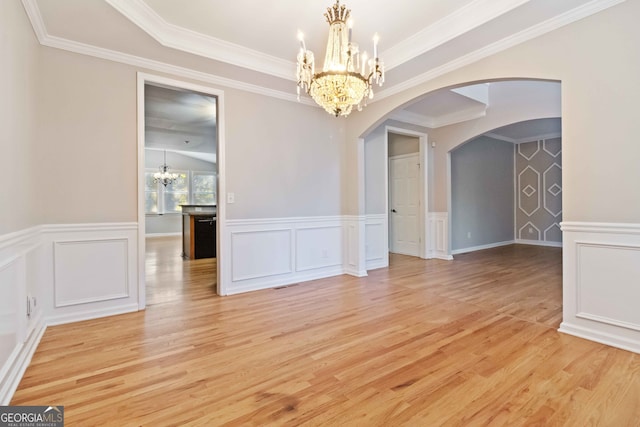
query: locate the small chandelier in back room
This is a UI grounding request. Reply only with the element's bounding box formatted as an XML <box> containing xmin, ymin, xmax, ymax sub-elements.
<box><xmin>296</xmin><ymin>0</ymin><xmax>384</xmax><ymax>117</ymax></box>
<box><xmin>153</xmin><ymin>150</ymin><xmax>179</xmax><ymax>187</ymax></box>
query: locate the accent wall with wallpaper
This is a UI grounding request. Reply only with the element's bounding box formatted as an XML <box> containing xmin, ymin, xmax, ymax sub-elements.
<box><xmin>450</xmin><ymin>134</ymin><xmax>562</xmax><ymax>254</ymax></box>
<box><xmin>515</xmin><ymin>138</ymin><xmax>562</xmax><ymax>245</ymax></box>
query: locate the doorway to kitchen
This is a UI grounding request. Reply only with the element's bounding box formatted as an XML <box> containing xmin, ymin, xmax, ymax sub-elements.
<box><xmin>137</xmin><ymin>73</ymin><xmax>226</xmax><ymax>308</ymax></box>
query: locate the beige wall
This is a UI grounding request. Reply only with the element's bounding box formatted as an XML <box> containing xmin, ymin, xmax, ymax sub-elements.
<box><xmin>428</xmin><ymin>81</ymin><xmax>560</xmax><ymax>211</ymax></box>
<box><xmin>34</xmin><ymin>48</ymin><xmax>346</xmax><ymax>224</ymax></box>
<box><xmin>346</xmin><ymin>0</ymin><xmax>640</xmax><ymax>224</ymax></box>
<box><xmin>388</xmin><ymin>133</ymin><xmax>419</xmax><ymax>157</ymax></box>
<box><xmin>225</xmin><ymin>89</ymin><xmax>345</xmax><ymax>219</ymax></box>
<box><xmin>37</xmin><ymin>48</ymin><xmax>138</xmax><ymax>224</ymax></box>
<box><xmin>0</xmin><ymin>1</ymin><xmax>40</xmax><ymax>234</ymax></box>
<box><xmin>6</xmin><ymin>1</ymin><xmax>639</xmax><ymax>231</ymax></box>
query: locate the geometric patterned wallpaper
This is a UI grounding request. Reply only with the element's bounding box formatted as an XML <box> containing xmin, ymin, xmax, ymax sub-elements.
<box><xmin>515</xmin><ymin>137</ymin><xmax>562</xmax><ymax>243</ymax></box>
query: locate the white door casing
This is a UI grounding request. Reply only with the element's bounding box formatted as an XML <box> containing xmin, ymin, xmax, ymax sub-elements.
<box><xmin>389</xmin><ymin>153</ymin><xmax>421</xmax><ymax>256</ymax></box>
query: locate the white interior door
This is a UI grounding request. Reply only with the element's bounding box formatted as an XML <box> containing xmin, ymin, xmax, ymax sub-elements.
<box><xmin>389</xmin><ymin>154</ymin><xmax>421</xmax><ymax>256</ymax></box>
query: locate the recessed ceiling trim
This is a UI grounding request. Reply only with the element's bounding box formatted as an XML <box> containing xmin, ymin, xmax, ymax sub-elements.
<box><xmin>374</xmin><ymin>0</ymin><xmax>626</xmax><ymax>103</ymax></box>
<box><xmin>431</xmin><ymin>105</ymin><xmax>487</xmax><ymax>128</ymax></box>
<box><xmin>384</xmin><ymin>0</ymin><xmax>531</xmax><ymax>70</ymax></box>
<box><xmin>20</xmin><ymin>0</ymin><xmax>316</xmax><ymax>108</ymax></box>
<box><xmin>485</xmin><ymin>131</ymin><xmax>562</xmax><ymax>144</ymax></box>
<box><xmin>21</xmin><ymin>0</ymin><xmax>624</xmax><ymax>112</ymax></box>
<box><xmin>105</xmin><ymin>0</ymin><xmax>296</xmax><ymax>81</ymax></box>
<box><xmin>388</xmin><ymin>110</ymin><xmax>434</xmax><ymax>128</ymax></box>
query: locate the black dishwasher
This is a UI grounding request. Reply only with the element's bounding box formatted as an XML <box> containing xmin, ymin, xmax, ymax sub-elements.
<box><xmin>194</xmin><ymin>216</ymin><xmax>216</xmax><ymax>259</ymax></box>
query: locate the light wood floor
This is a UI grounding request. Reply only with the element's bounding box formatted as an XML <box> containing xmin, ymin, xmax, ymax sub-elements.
<box><xmin>144</xmin><ymin>236</ymin><xmax>217</xmax><ymax>306</ymax></box>
<box><xmin>12</xmin><ymin>241</ymin><xmax>640</xmax><ymax>426</ymax></box>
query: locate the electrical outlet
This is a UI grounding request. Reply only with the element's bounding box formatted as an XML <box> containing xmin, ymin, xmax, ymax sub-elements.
<box><xmin>529</xmin><ymin>227</ymin><xmax>533</xmax><ymax>234</ymax></box>
<box><xmin>321</xmin><ymin>249</ymin><xmax>329</xmax><ymax>258</ymax></box>
<box><xmin>467</xmin><ymin>232</ymin><xmax>471</xmax><ymax>239</ymax></box>
<box><xmin>227</xmin><ymin>192</ymin><xmax>235</xmax><ymax>204</ymax></box>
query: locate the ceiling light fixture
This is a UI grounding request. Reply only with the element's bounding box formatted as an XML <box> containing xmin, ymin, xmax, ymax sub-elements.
<box><xmin>296</xmin><ymin>0</ymin><xmax>384</xmax><ymax>117</ymax></box>
<box><xmin>153</xmin><ymin>150</ymin><xmax>179</xmax><ymax>187</ymax></box>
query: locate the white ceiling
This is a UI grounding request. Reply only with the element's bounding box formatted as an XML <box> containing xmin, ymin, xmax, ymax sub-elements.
<box><xmin>24</xmin><ymin>0</ymin><xmax>600</xmax><ymax>140</ymax></box>
<box><xmin>28</xmin><ymin>0</ymin><xmax>619</xmax><ymax>93</ymax></box>
<box><xmin>144</xmin><ymin>84</ymin><xmax>217</xmax><ymax>163</ymax></box>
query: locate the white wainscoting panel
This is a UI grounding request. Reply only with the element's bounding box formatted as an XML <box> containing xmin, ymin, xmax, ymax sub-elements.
<box><xmin>0</xmin><ymin>226</ymin><xmax>45</xmax><ymax>405</ymax></box>
<box><xmin>0</xmin><ymin>258</ymin><xmax>20</xmax><ymax>373</ymax></box>
<box><xmin>344</xmin><ymin>215</ymin><xmax>367</xmax><ymax>277</ymax></box>
<box><xmin>296</xmin><ymin>226</ymin><xmax>343</xmax><ymax>272</ymax></box>
<box><xmin>54</xmin><ymin>239</ymin><xmax>129</xmax><ymax>307</ymax></box>
<box><xmin>231</xmin><ymin>229</ymin><xmax>293</xmax><ymax>281</ymax></box>
<box><xmin>225</xmin><ymin>216</ymin><xmax>347</xmax><ymax>294</ymax></box>
<box><xmin>560</xmin><ymin>221</ymin><xmax>640</xmax><ymax>354</ymax></box>
<box><xmin>365</xmin><ymin>214</ymin><xmax>388</xmax><ymax>270</ymax></box>
<box><xmin>428</xmin><ymin>212</ymin><xmax>453</xmax><ymax>260</ymax></box>
<box><xmin>576</xmin><ymin>242</ymin><xmax>640</xmax><ymax>331</ymax></box>
<box><xmin>42</xmin><ymin>223</ymin><xmax>139</xmax><ymax>326</ymax></box>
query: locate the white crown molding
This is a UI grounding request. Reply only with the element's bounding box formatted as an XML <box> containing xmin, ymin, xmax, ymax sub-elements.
<box><xmin>484</xmin><ymin>132</ymin><xmax>518</xmax><ymax>143</ymax></box>
<box><xmin>389</xmin><ymin>104</ymin><xmax>487</xmax><ymax>128</ymax></box>
<box><xmin>430</xmin><ymin>105</ymin><xmax>487</xmax><ymax>128</ymax></box>
<box><xmin>388</xmin><ymin>110</ymin><xmax>434</xmax><ymax>128</ymax></box>
<box><xmin>485</xmin><ymin>131</ymin><xmax>561</xmax><ymax>144</ymax></box>
<box><xmin>105</xmin><ymin>0</ymin><xmax>295</xmax><ymax>81</ymax></box>
<box><xmin>20</xmin><ymin>0</ymin><xmax>47</xmax><ymax>43</ymax></box>
<box><xmin>384</xmin><ymin>0</ymin><xmax>531</xmax><ymax>70</ymax></box>
<box><xmin>374</xmin><ymin>0</ymin><xmax>627</xmax><ymax>103</ymax></box>
<box><xmin>28</xmin><ymin>29</ymin><xmax>315</xmax><ymax>107</ymax></box>
<box><xmin>21</xmin><ymin>0</ymin><xmax>624</xmax><ymax>110</ymax></box>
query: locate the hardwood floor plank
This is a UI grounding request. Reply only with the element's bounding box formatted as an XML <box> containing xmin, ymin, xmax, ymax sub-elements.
<box><xmin>11</xmin><ymin>240</ymin><xmax>640</xmax><ymax>425</ymax></box>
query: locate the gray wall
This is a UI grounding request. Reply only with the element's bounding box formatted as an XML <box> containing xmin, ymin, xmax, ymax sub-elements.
<box><xmin>451</xmin><ymin>136</ymin><xmax>515</xmax><ymax>251</ymax></box>
<box><xmin>515</xmin><ymin>138</ymin><xmax>562</xmax><ymax>242</ymax></box>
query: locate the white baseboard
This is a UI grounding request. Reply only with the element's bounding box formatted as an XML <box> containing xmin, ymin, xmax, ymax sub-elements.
<box><xmin>225</xmin><ymin>266</ymin><xmax>346</xmax><ymax>295</ymax></box>
<box><xmin>344</xmin><ymin>267</ymin><xmax>368</xmax><ymax>277</ymax></box>
<box><xmin>559</xmin><ymin>321</ymin><xmax>640</xmax><ymax>354</ymax></box>
<box><xmin>452</xmin><ymin>240</ymin><xmax>515</xmax><ymax>255</ymax></box>
<box><xmin>366</xmin><ymin>258</ymin><xmax>388</xmax><ymax>271</ymax></box>
<box><xmin>0</xmin><ymin>315</ymin><xmax>46</xmax><ymax>405</ymax></box>
<box><xmin>46</xmin><ymin>303</ymin><xmax>140</xmax><ymax>327</ymax></box>
<box><xmin>515</xmin><ymin>239</ymin><xmax>562</xmax><ymax>247</ymax></box>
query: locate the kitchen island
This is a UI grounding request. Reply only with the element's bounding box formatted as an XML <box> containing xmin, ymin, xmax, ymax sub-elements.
<box><xmin>181</xmin><ymin>204</ymin><xmax>216</xmax><ymax>259</ymax></box>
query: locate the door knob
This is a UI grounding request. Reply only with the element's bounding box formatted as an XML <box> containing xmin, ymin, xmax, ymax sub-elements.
<box><xmin>391</xmin><ymin>209</ymin><xmax>397</xmax><ymax>213</ymax></box>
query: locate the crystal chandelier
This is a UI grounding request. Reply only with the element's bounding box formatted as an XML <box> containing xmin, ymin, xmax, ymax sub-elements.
<box><xmin>296</xmin><ymin>0</ymin><xmax>384</xmax><ymax>117</ymax></box>
<box><xmin>153</xmin><ymin>150</ymin><xmax>179</xmax><ymax>187</ymax></box>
